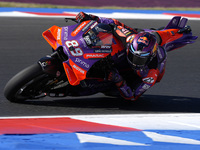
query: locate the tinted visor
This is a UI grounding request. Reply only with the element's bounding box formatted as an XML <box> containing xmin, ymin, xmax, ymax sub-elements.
<box><xmin>127</xmin><ymin>50</ymin><xmax>149</xmax><ymax>67</ymax></box>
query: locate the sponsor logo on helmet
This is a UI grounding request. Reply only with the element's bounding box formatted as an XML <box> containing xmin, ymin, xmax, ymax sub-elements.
<box><xmin>137</xmin><ymin>36</ymin><xmax>149</xmax><ymax>46</ymax></box>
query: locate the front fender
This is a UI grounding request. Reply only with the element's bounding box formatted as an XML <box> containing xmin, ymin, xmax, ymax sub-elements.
<box><xmin>38</xmin><ymin>56</ymin><xmax>63</xmax><ymax>76</ymax></box>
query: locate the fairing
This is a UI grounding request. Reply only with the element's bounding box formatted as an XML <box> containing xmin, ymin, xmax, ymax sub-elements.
<box><xmin>42</xmin><ymin>25</ymin><xmax>62</xmax><ymax>50</ymax></box>
<box><xmin>43</xmin><ymin>21</ymin><xmax>124</xmax><ymax>85</ymax></box>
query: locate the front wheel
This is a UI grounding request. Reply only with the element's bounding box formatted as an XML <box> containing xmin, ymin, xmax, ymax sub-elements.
<box><xmin>4</xmin><ymin>63</ymin><xmax>53</xmax><ymax>103</ymax></box>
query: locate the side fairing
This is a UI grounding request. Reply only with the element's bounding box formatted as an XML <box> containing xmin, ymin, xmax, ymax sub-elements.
<box><xmin>61</xmin><ymin>21</ymin><xmax>111</xmax><ymax>86</ymax></box>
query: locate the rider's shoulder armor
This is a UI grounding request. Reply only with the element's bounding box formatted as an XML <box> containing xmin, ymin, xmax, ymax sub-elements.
<box><xmin>145</xmin><ymin>46</ymin><xmax>166</xmax><ymax>72</ymax></box>
<box><xmin>156</xmin><ymin>46</ymin><xmax>167</xmax><ymax>64</ymax></box>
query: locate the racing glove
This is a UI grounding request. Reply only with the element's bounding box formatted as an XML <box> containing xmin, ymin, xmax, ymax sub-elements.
<box><xmin>76</xmin><ymin>12</ymin><xmax>99</xmax><ymax>22</ymax></box>
<box><xmin>107</xmin><ymin>69</ymin><xmax>123</xmax><ymax>87</ymax></box>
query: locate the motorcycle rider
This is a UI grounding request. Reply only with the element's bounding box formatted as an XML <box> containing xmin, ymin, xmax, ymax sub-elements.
<box><xmin>76</xmin><ymin>12</ymin><xmax>197</xmax><ymax>101</ymax></box>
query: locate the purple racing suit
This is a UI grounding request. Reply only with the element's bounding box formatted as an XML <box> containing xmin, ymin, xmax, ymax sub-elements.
<box><xmin>93</xmin><ymin>16</ymin><xmax>166</xmax><ymax>101</ymax></box>
<box><xmin>75</xmin><ymin>12</ymin><xmax>197</xmax><ymax>101</ymax></box>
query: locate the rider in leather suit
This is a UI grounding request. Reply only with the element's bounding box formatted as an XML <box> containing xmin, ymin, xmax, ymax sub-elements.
<box><xmin>76</xmin><ymin>12</ymin><xmax>197</xmax><ymax>101</ymax></box>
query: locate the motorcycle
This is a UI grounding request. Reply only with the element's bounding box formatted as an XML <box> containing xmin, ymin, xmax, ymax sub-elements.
<box><xmin>4</xmin><ymin>16</ymin><xmax>197</xmax><ymax>103</ymax></box>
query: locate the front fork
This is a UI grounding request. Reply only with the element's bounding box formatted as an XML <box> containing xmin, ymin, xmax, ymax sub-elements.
<box><xmin>38</xmin><ymin>52</ymin><xmax>69</xmax><ymax>97</ymax></box>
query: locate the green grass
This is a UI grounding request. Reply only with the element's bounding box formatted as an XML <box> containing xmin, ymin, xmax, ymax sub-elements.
<box><xmin>0</xmin><ymin>2</ymin><xmax>200</xmax><ymax>11</ymax></box>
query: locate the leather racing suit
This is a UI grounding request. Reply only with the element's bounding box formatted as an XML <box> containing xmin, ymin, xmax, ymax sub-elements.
<box><xmin>76</xmin><ymin>12</ymin><xmax>196</xmax><ymax>101</ymax></box>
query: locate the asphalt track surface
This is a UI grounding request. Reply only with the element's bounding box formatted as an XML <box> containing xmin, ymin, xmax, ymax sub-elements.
<box><xmin>0</xmin><ymin>17</ymin><xmax>200</xmax><ymax>117</ymax></box>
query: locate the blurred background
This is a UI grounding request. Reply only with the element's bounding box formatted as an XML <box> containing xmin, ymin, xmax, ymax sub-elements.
<box><xmin>0</xmin><ymin>0</ymin><xmax>199</xmax><ymax>9</ymax></box>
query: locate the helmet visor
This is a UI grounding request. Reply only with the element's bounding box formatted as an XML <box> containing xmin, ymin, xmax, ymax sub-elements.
<box><xmin>127</xmin><ymin>52</ymin><xmax>149</xmax><ymax>67</ymax></box>
<box><xmin>127</xmin><ymin>46</ymin><xmax>150</xmax><ymax>68</ymax></box>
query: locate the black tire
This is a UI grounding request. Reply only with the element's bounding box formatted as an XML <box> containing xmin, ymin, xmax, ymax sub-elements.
<box><xmin>4</xmin><ymin>63</ymin><xmax>45</xmax><ymax>103</ymax></box>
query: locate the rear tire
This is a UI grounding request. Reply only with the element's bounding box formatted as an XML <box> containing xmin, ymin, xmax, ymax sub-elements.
<box><xmin>4</xmin><ymin>63</ymin><xmax>44</xmax><ymax>103</ymax></box>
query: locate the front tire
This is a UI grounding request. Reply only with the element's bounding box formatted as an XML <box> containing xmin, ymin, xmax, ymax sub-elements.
<box><xmin>4</xmin><ymin>63</ymin><xmax>45</xmax><ymax>103</ymax></box>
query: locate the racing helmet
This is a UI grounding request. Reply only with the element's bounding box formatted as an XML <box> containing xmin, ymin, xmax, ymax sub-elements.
<box><xmin>127</xmin><ymin>32</ymin><xmax>157</xmax><ymax>69</ymax></box>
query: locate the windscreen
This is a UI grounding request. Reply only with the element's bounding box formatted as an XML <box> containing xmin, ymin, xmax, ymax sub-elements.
<box><xmin>83</xmin><ymin>23</ymin><xmax>113</xmax><ymax>47</ymax></box>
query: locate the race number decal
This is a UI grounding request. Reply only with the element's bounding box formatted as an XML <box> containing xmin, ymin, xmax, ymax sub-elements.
<box><xmin>70</xmin><ymin>48</ymin><xmax>83</xmax><ymax>57</ymax></box>
<box><xmin>65</xmin><ymin>40</ymin><xmax>83</xmax><ymax>56</ymax></box>
<box><xmin>65</xmin><ymin>40</ymin><xmax>79</xmax><ymax>47</ymax></box>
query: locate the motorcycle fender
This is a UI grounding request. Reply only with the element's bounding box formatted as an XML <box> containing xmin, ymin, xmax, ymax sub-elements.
<box><xmin>38</xmin><ymin>56</ymin><xmax>61</xmax><ymax>76</ymax></box>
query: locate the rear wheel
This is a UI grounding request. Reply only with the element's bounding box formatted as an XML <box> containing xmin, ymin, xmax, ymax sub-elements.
<box><xmin>4</xmin><ymin>63</ymin><xmax>54</xmax><ymax>103</ymax></box>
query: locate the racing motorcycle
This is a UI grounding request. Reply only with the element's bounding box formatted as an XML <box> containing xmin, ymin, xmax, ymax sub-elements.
<box><xmin>4</xmin><ymin>16</ymin><xmax>197</xmax><ymax>103</ymax></box>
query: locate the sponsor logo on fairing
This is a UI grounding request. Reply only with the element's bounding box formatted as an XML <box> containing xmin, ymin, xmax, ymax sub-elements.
<box><xmin>57</xmin><ymin>28</ymin><xmax>61</xmax><ymax>40</ymax></box>
<box><xmin>101</xmin><ymin>45</ymin><xmax>112</xmax><ymax>49</ymax></box>
<box><xmin>82</xmin><ymin>20</ymin><xmax>96</xmax><ymax>32</ymax></box>
<box><xmin>75</xmin><ymin>58</ymin><xmax>89</xmax><ymax>68</ymax></box>
<box><xmin>94</xmin><ymin>49</ymin><xmax>112</xmax><ymax>53</ymax></box>
<box><xmin>86</xmin><ymin>54</ymin><xmax>104</xmax><ymax>58</ymax></box>
<box><xmin>84</xmin><ymin>53</ymin><xmax>109</xmax><ymax>59</ymax></box>
<box><xmin>64</xmin><ymin>32</ymin><xmax>68</xmax><ymax>40</ymax></box>
<box><xmin>72</xmin><ymin>64</ymin><xmax>85</xmax><ymax>74</ymax></box>
<box><xmin>63</xmin><ymin>27</ymin><xmax>69</xmax><ymax>40</ymax></box>
<box><xmin>39</xmin><ymin>60</ymin><xmax>51</xmax><ymax>68</ymax></box>
<box><xmin>71</xmin><ymin>22</ymin><xmax>87</xmax><ymax>37</ymax></box>
<box><xmin>63</xmin><ymin>26</ymin><xmax>68</xmax><ymax>31</ymax></box>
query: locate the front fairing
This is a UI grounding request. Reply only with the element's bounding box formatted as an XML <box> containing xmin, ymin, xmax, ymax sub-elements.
<box><xmin>61</xmin><ymin>21</ymin><xmax>113</xmax><ymax>85</ymax></box>
<box><xmin>42</xmin><ymin>20</ymin><xmax>125</xmax><ymax>86</ymax></box>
